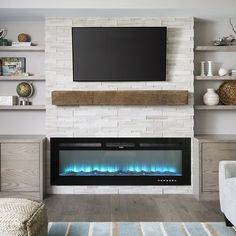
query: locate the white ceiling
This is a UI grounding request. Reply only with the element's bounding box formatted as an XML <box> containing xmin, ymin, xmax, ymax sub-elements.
<box><xmin>1</xmin><ymin>0</ymin><xmax>236</xmax><ymax>21</ymax></box>
<box><xmin>1</xmin><ymin>0</ymin><xmax>236</xmax><ymax>9</ymax></box>
<box><xmin>0</xmin><ymin>8</ymin><xmax>236</xmax><ymax>21</ymax></box>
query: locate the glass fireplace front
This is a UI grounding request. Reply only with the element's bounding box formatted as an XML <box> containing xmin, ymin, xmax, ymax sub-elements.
<box><xmin>51</xmin><ymin>138</ymin><xmax>191</xmax><ymax>185</ymax></box>
<box><xmin>59</xmin><ymin>150</ymin><xmax>182</xmax><ymax>177</ymax></box>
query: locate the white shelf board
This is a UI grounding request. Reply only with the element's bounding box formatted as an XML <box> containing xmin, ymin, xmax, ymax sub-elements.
<box><xmin>195</xmin><ymin>105</ymin><xmax>236</xmax><ymax>110</ymax></box>
<box><xmin>195</xmin><ymin>45</ymin><xmax>236</xmax><ymax>52</ymax></box>
<box><xmin>0</xmin><ymin>46</ymin><xmax>45</xmax><ymax>52</ymax></box>
<box><xmin>0</xmin><ymin>105</ymin><xmax>46</xmax><ymax>111</ymax></box>
<box><xmin>0</xmin><ymin>76</ymin><xmax>45</xmax><ymax>81</ymax></box>
<box><xmin>195</xmin><ymin>76</ymin><xmax>236</xmax><ymax>81</ymax></box>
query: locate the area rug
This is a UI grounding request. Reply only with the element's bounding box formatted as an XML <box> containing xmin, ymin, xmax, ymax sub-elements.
<box><xmin>48</xmin><ymin>222</ymin><xmax>236</xmax><ymax>236</ymax></box>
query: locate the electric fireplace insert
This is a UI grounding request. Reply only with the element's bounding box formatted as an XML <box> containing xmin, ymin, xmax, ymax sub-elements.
<box><xmin>51</xmin><ymin>138</ymin><xmax>191</xmax><ymax>185</ymax></box>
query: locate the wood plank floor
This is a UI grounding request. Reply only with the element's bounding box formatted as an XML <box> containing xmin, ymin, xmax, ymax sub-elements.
<box><xmin>44</xmin><ymin>194</ymin><xmax>223</xmax><ymax>222</ymax></box>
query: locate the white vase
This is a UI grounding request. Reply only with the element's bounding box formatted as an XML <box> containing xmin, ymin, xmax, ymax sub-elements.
<box><xmin>203</xmin><ymin>88</ymin><xmax>219</xmax><ymax>106</ymax></box>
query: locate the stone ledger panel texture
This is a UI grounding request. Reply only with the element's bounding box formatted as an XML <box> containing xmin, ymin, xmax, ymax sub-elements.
<box><xmin>45</xmin><ymin>17</ymin><xmax>194</xmax><ymax>194</ymax></box>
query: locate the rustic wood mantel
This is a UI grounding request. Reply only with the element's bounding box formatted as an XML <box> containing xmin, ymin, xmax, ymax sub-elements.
<box><xmin>51</xmin><ymin>90</ymin><xmax>188</xmax><ymax>106</ymax></box>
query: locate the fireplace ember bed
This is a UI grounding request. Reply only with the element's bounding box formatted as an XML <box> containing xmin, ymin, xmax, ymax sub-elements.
<box><xmin>51</xmin><ymin>138</ymin><xmax>191</xmax><ymax>186</ymax></box>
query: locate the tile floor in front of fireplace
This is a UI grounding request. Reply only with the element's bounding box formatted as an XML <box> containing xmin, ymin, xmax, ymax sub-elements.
<box><xmin>44</xmin><ymin>194</ymin><xmax>223</xmax><ymax>222</ymax></box>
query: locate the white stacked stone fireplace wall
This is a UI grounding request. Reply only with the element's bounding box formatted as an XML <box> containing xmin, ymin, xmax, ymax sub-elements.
<box><xmin>45</xmin><ymin>17</ymin><xmax>194</xmax><ymax>194</ymax></box>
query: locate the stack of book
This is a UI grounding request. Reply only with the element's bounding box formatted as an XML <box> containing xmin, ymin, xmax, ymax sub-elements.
<box><xmin>231</xmin><ymin>69</ymin><xmax>236</xmax><ymax>76</ymax></box>
<box><xmin>11</xmin><ymin>42</ymin><xmax>31</xmax><ymax>47</ymax></box>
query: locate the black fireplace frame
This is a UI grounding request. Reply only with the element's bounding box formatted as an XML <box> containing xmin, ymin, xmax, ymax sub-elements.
<box><xmin>50</xmin><ymin>137</ymin><xmax>191</xmax><ymax>186</ymax></box>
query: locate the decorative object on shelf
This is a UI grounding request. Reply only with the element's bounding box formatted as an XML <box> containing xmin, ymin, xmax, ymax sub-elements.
<box><xmin>16</xmin><ymin>81</ymin><xmax>34</xmax><ymax>105</ymax></box>
<box><xmin>0</xmin><ymin>96</ymin><xmax>18</xmax><ymax>105</ymax></box>
<box><xmin>0</xmin><ymin>29</ymin><xmax>7</xmax><ymax>38</ymax></box>
<box><xmin>13</xmin><ymin>32</ymin><xmax>33</xmax><ymax>46</ymax></box>
<box><xmin>0</xmin><ymin>58</ymin><xmax>2</xmax><ymax>76</ymax></box>
<box><xmin>12</xmin><ymin>42</ymin><xmax>31</xmax><ymax>47</ymax></box>
<box><xmin>18</xmin><ymin>72</ymin><xmax>34</xmax><ymax>76</ymax></box>
<box><xmin>212</xmin><ymin>19</ymin><xmax>236</xmax><ymax>46</ymax></box>
<box><xmin>0</xmin><ymin>29</ymin><xmax>9</xmax><ymax>46</ymax></box>
<box><xmin>203</xmin><ymin>88</ymin><xmax>219</xmax><ymax>106</ymax></box>
<box><xmin>207</xmin><ymin>61</ymin><xmax>213</xmax><ymax>76</ymax></box>
<box><xmin>218</xmin><ymin>81</ymin><xmax>236</xmax><ymax>105</ymax></box>
<box><xmin>218</xmin><ymin>68</ymin><xmax>228</xmax><ymax>76</ymax></box>
<box><xmin>231</xmin><ymin>69</ymin><xmax>236</xmax><ymax>76</ymax></box>
<box><xmin>200</xmin><ymin>61</ymin><xmax>206</xmax><ymax>76</ymax></box>
<box><xmin>213</xmin><ymin>35</ymin><xmax>236</xmax><ymax>46</ymax></box>
<box><xmin>0</xmin><ymin>57</ymin><xmax>26</xmax><ymax>76</ymax></box>
<box><xmin>17</xmin><ymin>33</ymin><xmax>31</xmax><ymax>42</ymax></box>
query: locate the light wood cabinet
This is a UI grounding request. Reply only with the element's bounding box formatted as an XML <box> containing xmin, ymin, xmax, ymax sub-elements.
<box><xmin>0</xmin><ymin>135</ymin><xmax>46</xmax><ymax>200</ymax></box>
<box><xmin>194</xmin><ymin>135</ymin><xmax>236</xmax><ymax>200</ymax></box>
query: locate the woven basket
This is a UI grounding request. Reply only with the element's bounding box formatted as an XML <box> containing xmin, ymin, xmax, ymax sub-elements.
<box><xmin>218</xmin><ymin>81</ymin><xmax>236</xmax><ymax>105</ymax></box>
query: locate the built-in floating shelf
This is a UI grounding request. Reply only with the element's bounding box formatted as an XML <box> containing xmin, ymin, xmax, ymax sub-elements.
<box><xmin>0</xmin><ymin>105</ymin><xmax>46</xmax><ymax>111</ymax></box>
<box><xmin>0</xmin><ymin>46</ymin><xmax>45</xmax><ymax>52</ymax></box>
<box><xmin>194</xmin><ymin>76</ymin><xmax>236</xmax><ymax>81</ymax></box>
<box><xmin>195</xmin><ymin>46</ymin><xmax>236</xmax><ymax>52</ymax></box>
<box><xmin>52</xmin><ymin>90</ymin><xmax>189</xmax><ymax>106</ymax></box>
<box><xmin>0</xmin><ymin>75</ymin><xmax>45</xmax><ymax>81</ymax></box>
<box><xmin>194</xmin><ymin>134</ymin><xmax>236</xmax><ymax>141</ymax></box>
<box><xmin>195</xmin><ymin>105</ymin><xmax>236</xmax><ymax>110</ymax></box>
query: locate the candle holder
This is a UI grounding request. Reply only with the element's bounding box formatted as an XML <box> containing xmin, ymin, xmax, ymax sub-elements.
<box><xmin>200</xmin><ymin>61</ymin><xmax>206</xmax><ymax>76</ymax></box>
<box><xmin>207</xmin><ymin>61</ymin><xmax>213</xmax><ymax>76</ymax></box>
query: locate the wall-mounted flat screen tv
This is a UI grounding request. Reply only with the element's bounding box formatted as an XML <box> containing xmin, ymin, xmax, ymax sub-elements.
<box><xmin>72</xmin><ymin>27</ymin><xmax>167</xmax><ymax>82</ymax></box>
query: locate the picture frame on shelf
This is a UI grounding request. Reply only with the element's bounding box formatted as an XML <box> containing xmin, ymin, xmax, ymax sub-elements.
<box><xmin>0</xmin><ymin>57</ymin><xmax>26</xmax><ymax>76</ymax></box>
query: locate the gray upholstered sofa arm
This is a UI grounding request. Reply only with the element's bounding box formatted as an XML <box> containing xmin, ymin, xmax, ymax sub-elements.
<box><xmin>220</xmin><ymin>161</ymin><xmax>236</xmax><ymax>179</ymax></box>
<box><xmin>219</xmin><ymin>160</ymin><xmax>236</xmax><ymax>227</ymax></box>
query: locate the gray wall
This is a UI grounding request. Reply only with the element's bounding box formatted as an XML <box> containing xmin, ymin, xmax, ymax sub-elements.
<box><xmin>2</xmin><ymin>0</ymin><xmax>236</xmax><ymax>9</ymax></box>
<box><xmin>0</xmin><ymin>21</ymin><xmax>45</xmax><ymax>134</ymax></box>
<box><xmin>0</xmin><ymin>18</ymin><xmax>236</xmax><ymax>135</ymax></box>
<box><xmin>194</xmin><ymin>19</ymin><xmax>236</xmax><ymax>134</ymax></box>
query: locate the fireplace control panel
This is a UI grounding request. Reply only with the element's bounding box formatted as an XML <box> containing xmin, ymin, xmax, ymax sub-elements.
<box><xmin>156</xmin><ymin>179</ymin><xmax>177</xmax><ymax>183</ymax></box>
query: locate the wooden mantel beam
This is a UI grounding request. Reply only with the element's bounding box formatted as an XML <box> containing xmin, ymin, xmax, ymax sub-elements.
<box><xmin>51</xmin><ymin>90</ymin><xmax>188</xmax><ymax>106</ymax></box>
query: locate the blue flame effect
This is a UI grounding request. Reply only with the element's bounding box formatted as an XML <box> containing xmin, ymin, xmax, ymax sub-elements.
<box><xmin>60</xmin><ymin>164</ymin><xmax>181</xmax><ymax>176</ymax></box>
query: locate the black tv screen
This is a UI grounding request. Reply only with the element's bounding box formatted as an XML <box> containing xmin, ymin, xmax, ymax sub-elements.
<box><xmin>72</xmin><ymin>27</ymin><xmax>167</xmax><ymax>82</ymax></box>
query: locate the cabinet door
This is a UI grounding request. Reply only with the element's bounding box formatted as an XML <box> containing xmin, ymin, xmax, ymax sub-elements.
<box><xmin>1</xmin><ymin>143</ymin><xmax>40</xmax><ymax>192</ymax></box>
<box><xmin>202</xmin><ymin>142</ymin><xmax>236</xmax><ymax>192</ymax></box>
